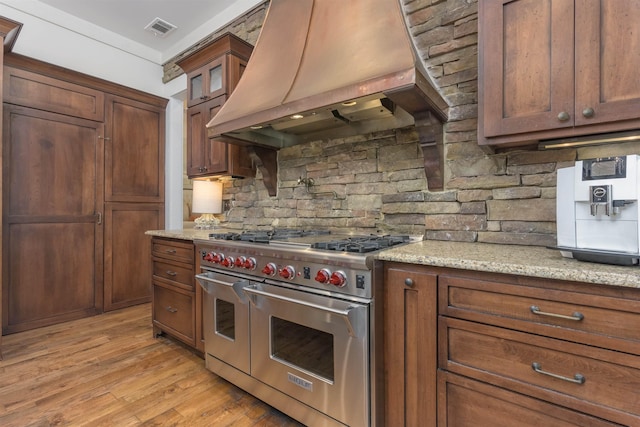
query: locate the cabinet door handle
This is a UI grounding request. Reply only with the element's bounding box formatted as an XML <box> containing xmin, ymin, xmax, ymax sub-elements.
<box><xmin>165</xmin><ymin>270</ymin><xmax>177</xmax><ymax>277</ymax></box>
<box><xmin>165</xmin><ymin>249</ymin><xmax>177</xmax><ymax>254</ymax></box>
<box><xmin>582</xmin><ymin>107</ymin><xmax>595</xmax><ymax>118</ymax></box>
<box><xmin>165</xmin><ymin>306</ymin><xmax>178</xmax><ymax>313</ymax></box>
<box><xmin>557</xmin><ymin>111</ymin><xmax>570</xmax><ymax>122</ymax></box>
<box><xmin>404</xmin><ymin>278</ymin><xmax>414</xmax><ymax>287</ymax></box>
<box><xmin>532</xmin><ymin>362</ymin><xmax>585</xmax><ymax>384</ymax></box>
<box><xmin>530</xmin><ymin>305</ymin><xmax>584</xmax><ymax>321</ymax></box>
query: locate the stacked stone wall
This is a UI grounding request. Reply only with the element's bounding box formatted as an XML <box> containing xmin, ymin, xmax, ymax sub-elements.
<box><xmin>172</xmin><ymin>0</ymin><xmax>640</xmax><ymax>246</ymax></box>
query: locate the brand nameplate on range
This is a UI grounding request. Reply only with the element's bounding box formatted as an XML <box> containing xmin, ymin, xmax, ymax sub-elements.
<box><xmin>287</xmin><ymin>372</ymin><xmax>313</xmax><ymax>391</ymax></box>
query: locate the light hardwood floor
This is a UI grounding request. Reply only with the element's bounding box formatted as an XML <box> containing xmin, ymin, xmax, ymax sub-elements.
<box><xmin>0</xmin><ymin>303</ymin><xmax>303</xmax><ymax>426</ymax></box>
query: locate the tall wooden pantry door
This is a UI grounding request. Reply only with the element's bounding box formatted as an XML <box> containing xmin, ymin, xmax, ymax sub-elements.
<box><xmin>103</xmin><ymin>94</ymin><xmax>164</xmax><ymax>312</ymax></box>
<box><xmin>2</xmin><ymin>105</ymin><xmax>104</xmax><ymax>334</ymax></box>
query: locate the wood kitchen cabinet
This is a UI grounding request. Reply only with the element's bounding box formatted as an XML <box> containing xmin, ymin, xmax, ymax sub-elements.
<box><xmin>102</xmin><ymin>94</ymin><xmax>165</xmax><ymax>311</ymax></box>
<box><xmin>2</xmin><ymin>53</ymin><xmax>166</xmax><ymax>332</ymax></box>
<box><xmin>437</xmin><ymin>270</ymin><xmax>640</xmax><ymax>426</ymax></box>
<box><xmin>151</xmin><ymin>237</ymin><xmax>198</xmax><ymax>349</ymax></box>
<box><xmin>479</xmin><ymin>0</ymin><xmax>640</xmax><ymax>147</ymax></box>
<box><xmin>384</xmin><ymin>262</ymin><xmax>438</xmax><ymax>427</ymax></box>
<box><xmin>177</xmin><ymin>33</ymin><xmax>254</xmax><ymax>178</ymax></box>
<box><xmin>384</xmin><ymin>261</ymin><xmax>640</xmax><ymax>426</ymax></box>
<box><xmin>0</xmin><ymin>16</ymin><xmax>22</xmax><ymax>357</ymax></box>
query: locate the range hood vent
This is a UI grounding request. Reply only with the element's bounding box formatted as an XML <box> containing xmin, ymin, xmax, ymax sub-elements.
<box><xmin>206</xmin><ymin>0</ymin><xmax>449</xmax><ymax>151</ymax></box>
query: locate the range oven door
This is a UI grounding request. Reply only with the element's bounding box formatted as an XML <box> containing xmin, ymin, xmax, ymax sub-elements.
<box><xmin>196</xmin><ymin>269</ymin><xmax>252</xmax><ymax>375</ymax></box>
<box><xmin>244</xmin><ymin>282</ymin><xmax>370</xmax><ymax>427</ymax></box>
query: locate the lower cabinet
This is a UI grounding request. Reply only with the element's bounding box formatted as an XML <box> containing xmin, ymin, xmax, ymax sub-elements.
<box><xmin>384</xmin><ymin>262</ymin><xmax>438</xmax><ymax>427</ymax></box>
<box><xmin>151</xmin><ymin>237</ymin><xmax>200</xmax><ymax>351</ymax></box>
<box><xmin>384</xmin><ymin>262</ymin><xmax>640</xmax><ymax>426</ymax></box>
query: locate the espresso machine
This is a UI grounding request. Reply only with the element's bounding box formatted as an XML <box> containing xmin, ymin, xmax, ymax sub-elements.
<box><xmin>556</xmin><ymin>155</ymin><xmax>640</xmax><ymax>265</ymax></box>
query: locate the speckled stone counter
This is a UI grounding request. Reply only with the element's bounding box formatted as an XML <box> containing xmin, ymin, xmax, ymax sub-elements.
<box><xmin>377</xmin><ymin>240</ymin><xmax>640</xmax><ymax>289</ymax></box>
<box><xmin>145</xmin><ymin>228</ymin><xmax>214</xmax><ymax>241</ymax></box>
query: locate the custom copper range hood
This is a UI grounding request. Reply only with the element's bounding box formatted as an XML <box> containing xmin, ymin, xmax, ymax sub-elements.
<box><xmin>207</xmin><ymin>0</ymin><xmax>449</xmax><ymax>194</ymax></box>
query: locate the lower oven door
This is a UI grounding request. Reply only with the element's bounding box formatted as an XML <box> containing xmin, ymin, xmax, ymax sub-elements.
<box><xmin>196</xmin><ymin>270</ymin><xmax>252</xmax><ymax>375</ymax></box>
<box><xmin>244</xmin><ymin>282</ymin><xmax>370</xmax><ymax>427</ymax></box>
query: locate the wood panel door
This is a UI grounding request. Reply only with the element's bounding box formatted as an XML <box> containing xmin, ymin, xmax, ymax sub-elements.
<box><xmin>2</xmin><ymin>105</ymin><xmax>104</xmax><ymax>334</ymax></box>
<box><xmin>384</xmin><ymin>263</ymin><xmax>438</xmax><ymax>427</ymax></box>
<box><xmin>103</xmin><ymin>203</ymin><xmax>163</xmax><ymax>311</ymax></box>
<box><xmin>480</xmin><ymin>0</ymin><xmax>575</xmax><ymax>138</ymax></box>
<box><xmin>574</xmin><ymin>0</ymin><xmax>640</xmax><ymax>127</ymax></box>
<box><xmin>104</xmin><ymin>94</ymin><xmax>165</xmax><ymax>203</ymax></box>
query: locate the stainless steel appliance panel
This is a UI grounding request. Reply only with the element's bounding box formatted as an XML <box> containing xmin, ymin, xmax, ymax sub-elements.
<box><xmin>244</xmin><ymin>282</ymin><xmax>369</xmax><ymax>427</ymax></box>
<box><xmin>196</xmin><ymin>270</ymin><xmax>252</xmax><ymax>374</ymax></box>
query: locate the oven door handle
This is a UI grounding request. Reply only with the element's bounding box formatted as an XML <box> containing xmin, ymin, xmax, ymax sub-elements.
<box><xmin>195</xmin><ymin>272</ymin><xmax>248</xmax><ymax>303</ymax></box>
<box><xmin>243</xmin><ymin>286</ymin><xmax>364</xmax><ymax>338</ymax></box>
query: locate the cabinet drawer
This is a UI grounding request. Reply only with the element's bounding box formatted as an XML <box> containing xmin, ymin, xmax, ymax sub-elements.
<box><xmin>439</xmin><ymin>275</ymin><xmax>640</xmax><ymax>355</ymax></box>
<box><xmin>153</xmin><ymin>260</ymin><xmax>193</xmax><ymax>289</ymax></box>
<box><xmin>438</xmin><ymin>371</ymin><xmax>623</xmax><ymax>427</ymax></box>
<box><xmin>153</xmin><ymin>283</ymin><xmax>195</xmax><ymax>345</ymax></box>
<box><xmin>441</xmin><ymin>318</ymin><xmax>640</xmax><ymax>424</ymax></box>
<box><xmin>152</xmin><ymin>239</ymin><xmax>194</xmax><ymax>263</ymax></box>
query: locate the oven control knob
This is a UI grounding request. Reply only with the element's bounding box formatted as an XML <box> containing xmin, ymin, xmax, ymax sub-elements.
<box><xmin>329</xmin><ymin>271</ymin><xmax>347</xmax><ymax>287</ymax></box>
<box><xmin>279</xmin><ymin>265</ymin><xmax>295</xmax><ymax>280</ymax></box>
<box><xmin>234</xmin><ymin>256</ymin><xmax>246</xmax><ymax>268</ymax></box>
<box><xmin>262</xmin><ymin>262</ymin><xmax>277</xmax><ymax>276</ymax></box>
<box><xmin>212</xmin><ymin>253</ymin><xmax>224</xmax><ymax>264</ymax></box>
<box><xmin>221</xmin><ymin>256</ymin><xmax>235</xmax><ymax>268</ymax></box>
<box><xmin>204</xmin><ymin>251</ymin><xmax>216</xmax><ymax>262</ymax></box>
<box><xmin>244</xmin><ymin>257</ymin><xmax>257</xmax><ymax>270</ymax></box>
<box><xmin>315</xmin><ymin>268</ymin><xmax>331</xmax><ymax>284</ymax></box>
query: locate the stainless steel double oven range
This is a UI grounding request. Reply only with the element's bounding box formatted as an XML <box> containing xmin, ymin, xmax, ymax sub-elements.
<box><xmin>195</xmin><ymin>229</ymin><xmax>411</xmax><ymax>427</ymax></box>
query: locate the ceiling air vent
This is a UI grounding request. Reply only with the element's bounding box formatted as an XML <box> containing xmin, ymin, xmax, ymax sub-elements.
<box><xmin>144</xmin><ymin>17</ymin><xmax>177</xmax><ymax>38</ymax></box>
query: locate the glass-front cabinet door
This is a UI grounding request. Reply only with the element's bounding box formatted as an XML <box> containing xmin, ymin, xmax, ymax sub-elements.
<box><xmin>187</xmin><ymin>56</ymin><xmax>225</xmax><ymax>108</ymax></box>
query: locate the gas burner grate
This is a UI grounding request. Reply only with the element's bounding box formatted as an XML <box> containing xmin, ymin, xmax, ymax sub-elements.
<box><xmin>210</xmin><ymin>228</ymin><xmax>332</xmax><ymax>243</ymax></box>
<box><xmin>312</xmin><ymin>235</ymin><xmax>410</xmax><ymax>253</ymax></box>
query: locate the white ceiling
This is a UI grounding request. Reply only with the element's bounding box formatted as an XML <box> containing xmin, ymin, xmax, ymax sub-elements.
<box><xmin>3</xmin><ymin>0</ymin><xmax>264</xmax><ymax>63</ymax></box>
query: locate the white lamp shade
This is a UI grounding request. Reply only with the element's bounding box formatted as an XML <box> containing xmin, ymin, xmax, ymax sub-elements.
<box><xmin>192</xmin><ymin>180</ymin><xmax>223</xmax><ymax>214</ymax></box>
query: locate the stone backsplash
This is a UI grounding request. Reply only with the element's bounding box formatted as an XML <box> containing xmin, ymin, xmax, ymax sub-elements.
<box><xmin>170</xmin><ymin>0</ymin><xmax>640</xmax><ymax>246</ymax></box>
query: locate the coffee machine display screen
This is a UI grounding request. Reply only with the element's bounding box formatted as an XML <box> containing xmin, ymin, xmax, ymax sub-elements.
<box><xmin>582</xmin><ymin>156</ymin><xmax>626</xmax><ymax>180</ymax></box>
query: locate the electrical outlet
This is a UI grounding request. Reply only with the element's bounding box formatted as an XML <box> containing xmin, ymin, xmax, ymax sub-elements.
<box><xmin>223</xmin><ymin>200</ymin><xmax>232</xmax><ymax>212</ymax></box>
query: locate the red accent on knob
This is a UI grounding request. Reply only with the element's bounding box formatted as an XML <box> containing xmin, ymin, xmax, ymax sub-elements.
<box><xmin>204</xmin><ymin>252</ymin><xmax>215</xmax><ymax>262</ymax></box>
<box><xmin>262</xmin><ymin>262</ymin><xmax>277</xmax><ymax>276</ymax></box>
<box><xmin>212</xmin><ymin>253</ymin><xmax>224</xmax><ymax>264</ymax></box>
<box><xmin>234</xmin><ymin>256</ymin><xmax>246</xmax><ymax>268</ymax></box>
<box><xmin>329</xmin><ymin>271</ymin><xmax>347</xmax><ymax>287</ymax></box>
<box><xmin>279</xmin><ymin>266</ymin><xmax>295</xmax><ymax>279</ymax></box>
<box><xmin>315</xmin><ymin>268</ymin><xmax>331</xmax><ymax>284</ymax></box>
<box><xmin>244</xmin><ymin>257</ymin><xmax>256</xmax><ymax>270</ymax></box>
<box><xmin>221</xmin><ymin>256</ymin><xmax>234</xmax><ymax>268</ymax></box>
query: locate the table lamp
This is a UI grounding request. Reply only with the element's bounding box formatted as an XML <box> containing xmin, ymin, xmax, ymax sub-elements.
<box><xmin>192</xmin><ymin>180</ymin><xmax>223</xmax><ymax>229</ymax></box>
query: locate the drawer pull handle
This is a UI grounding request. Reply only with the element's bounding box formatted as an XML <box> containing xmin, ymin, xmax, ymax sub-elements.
<box><xmin>530</xmin><ymin>305</ymin><xmax>584</xmax><ymax>321</ymax></box>
<box><xmin>165</xmin><ymin>249</ymin><xmax>177</xmax><ymax>254</ymax></box>
<box><xmin>165</xmin><ymin>270</ymin><xmax>177</xmax><ymax>276</ymax></box>
<box><xmin>532</xmin><ymin>362</ymin><xmax>585</xmax><ymax>384</ymax></box>
<box><xmin>404</xmin><ymin>278</ymin><xmax>414</xmax><ymax>287</ymax></box>
<box><xmin>165</xmin><ymin>306</ymin><xmax>178</xmax><ymax>313</ymax></box>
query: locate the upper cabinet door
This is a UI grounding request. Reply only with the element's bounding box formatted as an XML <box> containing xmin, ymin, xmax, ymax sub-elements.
<box><xmin>574</xmin><ymin>0</ymin><xmax>640</xmax><ymax>127</ymax></box>
<box><xmin>187</xmin><ymin>56</ymin><xmax>225</xmax><ymax>108</ymax></box>
<box><xmin>479</xmin><ymin>0</ymin><xmax>640</xmax><ymax>147</ymax></box>
<box><xmin>480</xmin><ymin>0</ymin><xmax>575</xmax><ymax>139</ymax></box>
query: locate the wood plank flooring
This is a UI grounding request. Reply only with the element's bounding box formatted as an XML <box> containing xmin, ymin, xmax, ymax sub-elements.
<box><xmin>0</xmin><ymin>304</ymin><xmax>304</xmax><ymax>426</ymax></box>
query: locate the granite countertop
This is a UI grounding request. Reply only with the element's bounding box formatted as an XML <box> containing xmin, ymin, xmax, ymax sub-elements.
<box><xmin>377</xmin><ymin>240</ymin><xmax>640</xmax><ymax>289</ymax></box>
<box><xmin>146</xmin><ymin>229</ymin><xmax>640</xmax><ymax>289</ymax></box>
<box><xmin>145</xmin><ymin>228</ymin><xmax>215</xmax><ymax>241</ymax></box>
